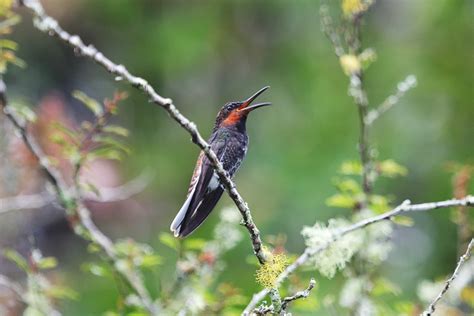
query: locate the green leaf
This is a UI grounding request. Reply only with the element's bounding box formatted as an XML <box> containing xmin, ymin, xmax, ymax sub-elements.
<box><xmin>82</xmin><ymin>262</ymin><xmax>112</xmax><ymax>278</ymax></box>
<box><xmin>378</xmin><ymin>159</ymin><xmax>408</xmax><ymax>178</ymax></box>
<box><xmin>369</xmin><ymin>195</ymin><xmax>391</xmax><ymax>214</ymax></box>
<box><xmin>159</xmin><ymin>232</ymin><xmax>179</xmax><ymax>251</ymax></box>
<box><xmin>373</xmin><ymin>277</ymin><xmax>401</xmax><ymax>296</ymax></box>
<box><xmin>103</xmin><ymin>125</ymin><xmax>130</xmax><ymax>137</ymax></box>
<box><xmin>87</xmin><ymin>243</ymin><xmax>101</xmax><ymax>253</ymax></box>
<box><xmin>37</xmin><ymin>257</ymin><xmax>58</xmax><ymax>270</ymax></box>
<box><xmin>73</xmin><ymin>90</ymin><xmax>103</xmax><ymax>116</ymax></box>
<box><xmin>339</xmin><ymin>160</ymin><xmax>362</xmax><ymax>175</ymax></box>
<box><xmin>0</xmin><ymin>39</ymin><xmax>18</xmax><ymax>50</ymax></box>
<box><xmin>392</xmin><ymin>216</ymin><xmax>414</xmax><ymax>227</ymax></box>
<box><xmin>139</xmin><ymin>254</ymin><xmax>162</xmax><ymax>268</ymax></box>
<box><xmin>9</xmin><ymin>104</ymin><xmax>36</xmax><ymax>123</ymax></box>
<box><xmin>334</xmin><ymin>178</ymin><xmax>361</xmax><ymax>194</ymax></box>
<box><xmin>47</xmin><ymin>285</ymin><xmax>79</xmax><ymax>300</ymax></box>
<box><xmin>87</xmin><ymin>146</ymin><xmax>124</xmax><ymax>161</ymax></box>
<box><xmin>326</xmin><ymin>194</ymin><xmax>356</xmax><ymax>209</ymax></box>
<box><xmin>184</xmin><ymin>238</ymin><xmax>207</xmax><ymax>251</ymax></box>
<box><xmin>93</xmin><ymin>135</ymin><xmax>130</xmax><ymax>154</ymax></box>
<box><xmin>4</xmin><ymin>249</ymin><xmax>28</xmax><ymax>271</ymax></box>
<box><xmin>81</xmin><ymin>182</ymin><xmax>101</xmax><ymax>198</ymax></box>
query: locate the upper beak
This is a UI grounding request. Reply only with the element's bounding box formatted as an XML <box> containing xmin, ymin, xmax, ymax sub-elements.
<box><xmin>239</xmin><ymin>86</ymin><xmax>272</xmax><ymax>112</ymax></box>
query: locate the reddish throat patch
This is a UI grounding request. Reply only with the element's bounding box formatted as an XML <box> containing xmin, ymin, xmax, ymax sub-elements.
<box><xmin>222</xmin><ymin>110</ymin><xmax>242</xmax><ymax>126</ymax></box>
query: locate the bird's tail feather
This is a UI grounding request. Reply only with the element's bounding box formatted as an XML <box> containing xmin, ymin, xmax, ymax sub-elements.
<box><xmin>177</xmin><ymin>188</ymin><xmax>224</xmax><ymax>238</ymax></box>
<box><xmin>170</xmin><ymin>186</ymin><xmax>196</xmax><ymax>237</ymax></box>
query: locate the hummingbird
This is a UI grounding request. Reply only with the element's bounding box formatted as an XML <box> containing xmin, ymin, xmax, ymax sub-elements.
<box><xmin>170</xmin><ymin>86</ymin><xmax>271</xmax><ymax>238</ymax></box>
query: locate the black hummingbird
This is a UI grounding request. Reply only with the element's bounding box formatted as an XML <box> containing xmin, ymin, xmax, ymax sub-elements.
<box><xmin>170</xmin><ymin>86</ymin><xmax>271</xmax><ymax>238</ymax></box>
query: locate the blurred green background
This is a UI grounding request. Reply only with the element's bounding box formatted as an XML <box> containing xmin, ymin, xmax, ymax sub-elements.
<box><xmin>2</xmin><ymin>0</ymin><xmax>473</xmax><ymax>314</ymax></box>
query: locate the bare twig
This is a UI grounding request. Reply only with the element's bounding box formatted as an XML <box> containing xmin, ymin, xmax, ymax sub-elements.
<box><xmin>243</xmin><ymin>196</ymin><xmax>474</xmax><ymax>314</ymax></box>
<box><xmin>281</xmin><ymin>278</ymin><xmax>316</xmax><ymax>311</ymax></box>
<box><xmin>421</xmin><ymin>238</ymin><xmax>474</xmax><ymax>316</ymax></box>
<box><xmin>0</xmin><ymin>171</ymin><xmax>152</xmax><ymax>214</ymax></box>
<box><xmin>320</xmin><ymin>4</ymin><xmax>345</xmax><ymax>57</ymax></box>
<box><xmin>0</xmin><ymin>274</ymin><xmax>24</xmax><ymax>300</ymax></box>
<box><xmin>20</xmin><ymin>0</ymin><xmax>266</xmax><ymax>265</ymax></box>
<box><xmin>0</xmin><ymin>191</ymin><xmax>55</xmax><ymax>214</ymax></box>
<box><xmin>365</xmin><ymin>75</ymin><xmax>417</xmax><ymax>125</ymax></box>
<box><xmin>0</xmin><ymin>77</ymin><xmax>157</xmax><ymax>314</ymax></box>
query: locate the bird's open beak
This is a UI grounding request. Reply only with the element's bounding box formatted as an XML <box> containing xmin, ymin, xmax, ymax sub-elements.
<box><xmin>239</xmin><ymin>86</ymin><xmax>272</xmax><ymax>112</ymax></box>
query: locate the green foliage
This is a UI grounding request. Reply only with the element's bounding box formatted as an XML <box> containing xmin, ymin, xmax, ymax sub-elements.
<box><xmin>0</xmin><ymin>1</ymin><xmax>24</xmax><ymax>73</ymax></box>
<box><xmin>73</xmin><ymin>90</ymin><xmax>104</xmax><ymax>116</ymax></box>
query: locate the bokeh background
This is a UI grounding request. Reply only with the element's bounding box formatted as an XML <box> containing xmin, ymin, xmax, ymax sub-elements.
<box><xmin>1</xmin><ymin>0</ymin><xmax>473</xmax><ymax>314</ymax></box>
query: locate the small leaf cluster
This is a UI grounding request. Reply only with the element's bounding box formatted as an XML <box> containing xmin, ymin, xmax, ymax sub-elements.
<box><xmin>0</xmin><ymin>0</ymin><xmax>25</xmax><ymax>73</ymax></box>
<box><xmin>3</xmin><ymin>248</ymin><xmax>77</xmax><ymax>315</ymax></box>
<box><xmin>326</xmin><ymin>159</ymin><xmax>408</xmax><ymax>214</ymax></box>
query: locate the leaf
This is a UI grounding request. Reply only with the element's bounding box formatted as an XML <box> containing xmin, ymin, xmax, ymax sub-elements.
<box><xmin>4</xmin><ymin>249</ymin><xmax>28</xmax><ymax>271</ymax></box>
<box><xmin>9</xmin><ymin>104</ymin><xmax>36</xmax><ymax>123</ymax></box>
<box><xmin>326</xmin><ymin>194</ymin><xmax>356</xmax><ymax>209</ymax></box>
<box><xmin>373</xmin><ymin>277</ymin><xmax>401</xmax><ymax>296</ymax></box>
<box><xmin>47</xmin><ymin>285</ymin><xmax>79</xmax><ymax>300</ymax></box>
<box><xmin>0</xmin><ymin>39</ymin><xmax>17</xmax><ymax>50</ymax></box>
<box><xmin>82</xmin><ymin>262</ymin><xmax>112</xmax><ymax>278</ymax></box>
<box><xmin>81</xmin><ymin>182</ymin><xmax>101</xmax><ymax>198</ymax></box>
<box><xmin>369</xmin><ymin>195</ymin><xmax>391</xmax><ymax>214</ymax></box>
<box><xmin>73</xmin><ymin>90</ymin><xmax>103</xmax><ymax>116</ymax></box>
<box><xmin>37</xmin><ymin>256</ymin><xmax>58</xmax><ymax>270</ymax></box>
<box><xmin>93</xmin><ymin>135</ymin><xmax>130</xmax><ymax>154</ymax></box>
<box><xmin>184</xmin><ymin>238</ymin><xmax>207</xmax><ymax>251</ymax></box>
<box><xmin>87</xmin><ymin>146</ymin><xmax>124</xmax><ymax>161</ymax></box>
<box><xmin>103</xmin><ymin>125</ymin><xmax>129</xmax><ymax>137</ymax></box>
<box><xmin>139</xmin><ymin>255</ymin><xmax>162</xmax><ymax>268</ymax></box>
<box><xmin>378</xmin><ymin>159</ymin><xmax>408</xmax><ymax>178</ymax></box>
<box><xmin>339</xmin><ymin>160</ymin><xmax>362</xmax><ymax>175</ymax></box>
<box><xmin>335</xmin><ymin>178</ymin><xmax>361</xmax><ymax>194</ymax></box>
<box><xmin>159</xmin><ymin>232</ymin><xmax>179</xmax><ymax>251</ymax></box>
<box><xmin>392</xmin><ymin>216</ymin><xmax>414</xmax><ymax>227</ymax></box>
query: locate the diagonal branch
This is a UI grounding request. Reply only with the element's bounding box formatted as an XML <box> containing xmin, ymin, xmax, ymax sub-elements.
<box><xmin>243</xmin><ymin>196</ymin><xmax>474</xmax><ymax>314</ymax></box>
<box><xmin>365</xmin><ymin>75</ymin><xmax>417</xmax><ymax>125</ymax></box>
<box><xmin>20</xmin><ymin>0</ymin><xmax>266</xmax><ymax>265</ymax></box>
<box><xmin>0</xmin><ymin>77</ymin><xmax>157</xmax><ymax>314</ymax></box>
<box><xmin>421</xmin><ymin>238</ymin><xmax>474</xmax><ymax>316</ymax></box>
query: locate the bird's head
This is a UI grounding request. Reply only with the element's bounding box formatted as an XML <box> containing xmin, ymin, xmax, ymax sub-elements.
<box><xmin>215</xmin><ymin>86</ymin><xmax>271</xmax><ymax>129</ymax></box>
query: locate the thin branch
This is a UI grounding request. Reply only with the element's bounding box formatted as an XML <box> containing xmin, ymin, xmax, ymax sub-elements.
<box><xmin>0</xmin><ymin>171</ymin><xmax>152</xmax><ymax>215</ymax></box>
<box><xmin>281</xmin><ymin>278</ymin><xmax>316</xmax><ymax>311</ymax></box>
<box><xmin>320</xmin><ymin>4</ymin><xmax>345</xmax><ymax>57</ymax></box>
<box><xmin>0</xmin><ymin>274</ymin><xmax>24</xmax><ymax>301</ymax></box>
<box><xmin>365</xmin><ymin>75</ymin><xmax>417</xmax><ymax>125</ymax></box>
<box><xmin>0</xmin><ymin>191</ymin><xmax>55</xmax><ymax>214</ymax></box>
<box><xmin>421</xmin><ymin>238</ymin><xmax>474</xmax><ymax>316</ymax></box>
<box><xmin>243</xmin><ymin>196</ymin><xmax>474</xmax><ymax>314</ymax></box>
<box><xmin>20</xmin><ymin>0</ymin><xmax>266</xmax><ymax>265</ymax></box>
<box><xmin>0</xmin><ymin>77</ymin><xmax>157</xmax><ymax>314</ymax></box>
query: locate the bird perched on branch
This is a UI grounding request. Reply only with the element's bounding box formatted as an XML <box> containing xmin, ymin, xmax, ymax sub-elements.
<box><xmin>170</xmin><ymin>86</ymin><xmax>271</xmax><ymax>237</ymax></box>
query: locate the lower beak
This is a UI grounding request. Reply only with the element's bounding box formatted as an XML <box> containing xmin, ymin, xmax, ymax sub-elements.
<box><xmin>239</xmin><ymin>86</ymin><xmax>271</xmax><ymax>112</ymax></box>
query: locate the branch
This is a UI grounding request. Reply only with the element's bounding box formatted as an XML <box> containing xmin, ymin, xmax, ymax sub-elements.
<box><xmin>281</xmin><ymin>278</ymin><xmax>316</xmax><ymax>311</ymax></box>
<box><xmin>0</xmin><ymin>77</ymin><xmax>157</xmax><ymax>314</ymax></box>
<box><xmin>421</xmin><ymin>238</ymin><xmax>474</xmax><ymax>316</ymax></box>
<box><xmin>20</xmin><ymin>0</ymin><xmax>266</xmax><ymax>265</ymax></box>
<box><xmin>0</xmin><ymin>274</ymin><xmax>24</xmax><ymax>301</ymax></box>
<box><xmin>365</xmin><ymin>75</ymin><xmax>417</xmax><ymax>125</ymax></box>
<box><xmin>243</xmin><ymin>196</ymin><xmax>474</xmax><ymax>314</ymax></box>
<box><xmin>0</xmin><ymin>172</ymin><xmax>152</xmax><ymax>215</ymax></box>
<box><xmin>320</xmin><ymin>4</ymin><xmax>345</xmax><ymax>57</ymax></box>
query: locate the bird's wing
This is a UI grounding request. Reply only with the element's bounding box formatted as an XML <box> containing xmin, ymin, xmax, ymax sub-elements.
<box><xmin>170</xmin><ymin>135</ymin><xmax>227</xmax><ymax>237</ymax></box>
